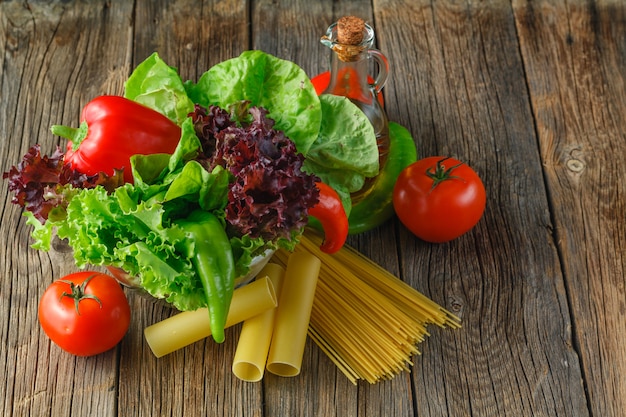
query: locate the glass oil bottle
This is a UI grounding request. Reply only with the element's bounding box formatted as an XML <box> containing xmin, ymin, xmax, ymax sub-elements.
<box><xmin>320</xmin><ymin>16</ymin><xmax>391</xmax><ymax>203</ymax></box>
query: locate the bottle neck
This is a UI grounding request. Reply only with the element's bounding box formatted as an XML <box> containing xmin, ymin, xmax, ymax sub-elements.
<box><xmin>323</xmin><ymin>51</ymin><xmax>374</xmax><ymax>104</ymax></box>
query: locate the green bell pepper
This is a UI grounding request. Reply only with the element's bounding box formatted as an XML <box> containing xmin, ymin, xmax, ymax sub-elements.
<box><xmin>176</xmin><ymin>210</ymin><xmax>235</xmax><ymax>343</ymax></box>
<box><xmin>347</xmin><ymin>122</ymin><xmax>418</xmax><ymax>234</ymax></box>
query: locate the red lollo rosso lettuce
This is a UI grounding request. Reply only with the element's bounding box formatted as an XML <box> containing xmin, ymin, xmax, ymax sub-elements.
<box><xmin>3</xmin><ymin>144</ymin><xmax>123</xmax><ymax>223</ymax></box>
<box><xmin>190</xmin><ymin>104</ymin><xmax>320</xmax><ymax>243</ymax></box>
<box><xmin>188</xmin><ymin>103</ymin><xmax>236</xmax><ymax>162</ymax></box>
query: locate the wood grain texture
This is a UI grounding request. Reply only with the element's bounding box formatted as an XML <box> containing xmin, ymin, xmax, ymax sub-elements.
<box><xmin>132</xmin><ymin>0</ymin><xmax>249</xmax><ymax>80</ymax></box>
<box><xmin>1</xmin><ymin>2</ymin><xmax>132</xmax><ymax>417</ymax></box>
<box><xmin>513</xmin><ymin>1</ymin><xmax>626</xmax><ymax>415</ymax></box>
<box><xmin>1</xmin><ymin>0</ymin><xmax>624</xmax><ymax>416</ymax></box>
<box><xmin>375</xmin><ymin>0</ymin><xmax>588</xmax><ymax>416</ymax></box>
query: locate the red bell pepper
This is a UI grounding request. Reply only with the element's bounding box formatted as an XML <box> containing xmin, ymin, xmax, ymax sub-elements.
<box><xmin>51</xmin><ymin>96</ymin><xmax>182</xmax><ymax>183</ymax></box>
<box><xmin>308</xmin><ymin>182</ymin><xmax>349</xmax><ymax>254</ymax></box>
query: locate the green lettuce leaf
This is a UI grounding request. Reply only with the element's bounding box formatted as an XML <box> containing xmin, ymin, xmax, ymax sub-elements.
<box><xmin>130</xmin><ymin>117</ymin><xmax>201</xmax><ymax>200</ymax></box>
<box><xmin>302</xmin><ymin>94</ymin><xmax>379</xmax><ymax>214</ymax></box>
<box><xmin>24</xmin><ymin>211</ymin><xmax>55</xmax><ymax>251</ymax></box>
<box><xmin>54</xmin><ymin>185</ymin><xmax>206</xmax><ymax>310</ymax></box>
<box><xmin>185</xmin><ymin>50</ymin><xmax>322</xmax><ymax>154</ymax></box>
<box><xmin>124</xmin><ymin>52</ymin><xmax>195</xmax><ymax>125</ymax></box>
<box><xmin>164</xmin><ymin>162</ymin><xmax>230</xmax><ymax>212</ymax></box>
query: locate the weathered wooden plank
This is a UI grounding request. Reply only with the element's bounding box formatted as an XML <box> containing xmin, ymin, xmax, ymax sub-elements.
<box><xmin>0</xmin><ymin>1</ymin><xmax>133</xmax><ymax>417</ymax></box>
<box><xmin>250</xmin><ymin>2</ymin><xmax>418</xmax><ymax>417</ymax></box>
<box><xmin>116</xmin><ymin>1</ymin><xmax>253</xmax><ymax>417</ymax></box>
<box><xmin>131</xmin><ymin>0</ymin><xmax>250</xmax><ymax>81</ymax></box>
<box><xmin>374</xmin><ymin>0</ymin><xmax>589</xmax><ymax>416</ymax></box>
<box><xmin>3</xmin><ymin>1</ymin><xmax>623</xmax><ymax>417</ymax></box>
<box><xmin>513</xmin><ymin>1</ymin><xmax>626</xmax><ymax>416</ymax></box>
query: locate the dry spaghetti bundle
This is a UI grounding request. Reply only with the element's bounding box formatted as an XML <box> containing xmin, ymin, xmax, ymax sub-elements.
<box><xmin>273</xmin><ymin>232</ymin><xmax>460</xmax><ymax>384</ymax></box>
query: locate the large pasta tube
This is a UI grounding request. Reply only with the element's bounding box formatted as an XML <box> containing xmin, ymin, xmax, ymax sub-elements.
<box><xmin>232</xmin><ymin>263</ymin><xmax>286</xmax><ymax>382</ymax></box>
<box><xmin>266</xmin><ymin>252</ymin><xmax>321</xmax><ymax>377</ymax></box>
<box><xmin>144</xmin><ymin>276</ymin><xmax>277</xmax><ymax>358</ymax></box>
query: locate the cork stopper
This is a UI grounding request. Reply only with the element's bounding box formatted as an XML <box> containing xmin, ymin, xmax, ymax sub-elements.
<box><xmin>337</xmin><ymin>16</ymin><xmax>365</xmax><ymax>45</ymax></box>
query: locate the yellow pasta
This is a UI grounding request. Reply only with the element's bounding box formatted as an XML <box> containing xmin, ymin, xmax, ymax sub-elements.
<box><xmin>232</xmin><ymin>263</ymin><xmax>285</xmax><ymax>382</ymax></box>
<box><xmin>272</xmin><ymin>231</ymin><xmax>461</xmax><ymax>384</ymax></box>
<box><xmin>266</xmin><ymin>251</ymin><xmax>321</xmax><ymax>377</ymax></box>
<box><xmin>144</xmin><ymin>276</ymin><xmax>278</xmax><ymax>358</ymax></box>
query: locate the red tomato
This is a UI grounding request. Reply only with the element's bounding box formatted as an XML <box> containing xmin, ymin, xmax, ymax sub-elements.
<box><xmin>393</xmin><ymin>157</ymin><xmax>486</xmax><ymax>243</ymax></box>
<box><xmin>38</xmin><ymin>271</ymin><xmax>131</xmax><ymax>356</ymax></box>
<box><xmin>310</xmin><ymin>71</ymin><xmax>385</xmax><ymax>106</ymax></box>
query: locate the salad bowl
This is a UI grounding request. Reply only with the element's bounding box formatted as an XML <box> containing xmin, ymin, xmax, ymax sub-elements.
<box><xmin>106</xmin><ymin>248</ymin><xmax>276</xmax><ymax>308</ymax></box>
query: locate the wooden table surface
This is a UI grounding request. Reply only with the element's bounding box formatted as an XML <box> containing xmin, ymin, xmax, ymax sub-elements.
<box><xmin>2</xmin><ymin>1</ymin><xmax>625</xmax><ymax>416</ymax></box>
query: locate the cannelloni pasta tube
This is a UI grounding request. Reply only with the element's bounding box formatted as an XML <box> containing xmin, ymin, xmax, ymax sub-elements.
<box><xmin>144</xmin><ymin>276</ymin><xmax>277</xmax><ymax>358</ymax></box>
<box><xmin>232</xmin><ymin>263</ymin><xmax>286</xmax><ymax>382</ymax></box>
<box><xmin>273</xmin><ymin>231</ymin><xmax>461</xmax><ymax>384</ymax></box>
<box><xmin>266</xmin><ymin>252</ymin><xmax>321</xmax><ymax>377</ymax></box>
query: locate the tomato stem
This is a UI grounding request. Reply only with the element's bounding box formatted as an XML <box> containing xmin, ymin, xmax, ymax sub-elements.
<box><xmin>426</xmin><ymin>157</ymin><xmax>465</xmax><ymax>190</ymax></box>
<box><xmin>59</xmin><ymin>274</ymin><xmax>103</xmax><ymax>315</ymax></box>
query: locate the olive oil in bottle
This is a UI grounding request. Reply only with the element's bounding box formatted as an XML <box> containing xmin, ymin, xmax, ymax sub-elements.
<box><xmin>320</xmin><ymin>16</ymin><xmax>391</xmax><ymax>204</ymax></box>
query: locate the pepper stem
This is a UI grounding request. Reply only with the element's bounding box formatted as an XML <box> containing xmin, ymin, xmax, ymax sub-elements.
<box><xmin>58</xmin><ymin>274</ymin><xmax>103</xmax><ymax>315</ymax></box>
<box><xmin>51</xmin><ymin>121</ymin><xmax>89</xmax><ymax>151</ymax></box>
